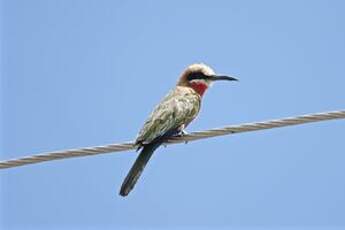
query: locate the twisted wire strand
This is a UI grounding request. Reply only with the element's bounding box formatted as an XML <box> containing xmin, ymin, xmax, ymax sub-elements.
<box><xmin>1</xmin><ymin>110</ymin><xmax>344</xmax><ymax>169</ymax></box>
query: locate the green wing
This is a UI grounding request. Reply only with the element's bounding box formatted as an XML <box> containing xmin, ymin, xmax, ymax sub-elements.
<box><xmin>136</xmin><ymin>87</ymin><xmax>200</xmax><ymax>145</ymax></box>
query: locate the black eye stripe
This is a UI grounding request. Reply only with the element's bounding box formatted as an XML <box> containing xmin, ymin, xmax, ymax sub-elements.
<box><xmin>187</xmin><ymin>72</ymin><xmax>208</xmax><ymax>81</ymax></box>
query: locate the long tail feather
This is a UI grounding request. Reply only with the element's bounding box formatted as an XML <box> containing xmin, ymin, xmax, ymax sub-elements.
<box><xmin>119</xmin><ymin>141</ymin><xmax>162</xmax><ymax>196</ymax></box>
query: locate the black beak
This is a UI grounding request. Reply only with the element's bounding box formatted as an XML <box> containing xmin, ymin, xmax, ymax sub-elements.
<box><xmin>209</xmin><ymin>75</ymin><xmax>238</xmax><ymax>82</ymax></box>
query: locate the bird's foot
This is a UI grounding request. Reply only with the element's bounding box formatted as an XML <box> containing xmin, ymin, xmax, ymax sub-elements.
<box><xmin>176</xmin><ymin>129</ymin><xmax>189</xmax><ymax>144</ymax></box>
<box><xmin>180</xmin><ymin>130</ymin><xmax>188</xmax><ymax>136</ymax></box>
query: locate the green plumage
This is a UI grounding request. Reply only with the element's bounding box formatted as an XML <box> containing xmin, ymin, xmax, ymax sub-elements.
<box><xmin>136</xmin><ymin>86</ymin><xmax>201</xmax><ymax>145</ymax></box>
<box><xmin>119</xmin><ymin>86</ymin><xmax>201</xmax><ymax>196</ymax></box>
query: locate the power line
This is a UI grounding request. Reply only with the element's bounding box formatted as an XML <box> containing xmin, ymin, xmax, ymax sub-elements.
<box><xmin>0</xmin><ymin>110</ymin><xmax>344</xmax><ymax>169</ymax></box>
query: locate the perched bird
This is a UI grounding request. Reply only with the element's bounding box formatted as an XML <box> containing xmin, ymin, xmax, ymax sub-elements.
<box><xmin>119</xmin><ymin>63</ymin><xmax>238</xmax><ymax>196</ymax></box>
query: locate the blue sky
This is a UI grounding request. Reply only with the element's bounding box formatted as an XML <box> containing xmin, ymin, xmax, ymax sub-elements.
<box><xmin>1</xmin><ymin>0</ymin><xmax>345</xmax><ymax>229</ymax></box>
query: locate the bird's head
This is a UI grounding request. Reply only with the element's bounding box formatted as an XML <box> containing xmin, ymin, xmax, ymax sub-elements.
<box><xmin>177</xmin><ymin>63</ymin><xmax>238</xmax><ymax>96</ymax></box>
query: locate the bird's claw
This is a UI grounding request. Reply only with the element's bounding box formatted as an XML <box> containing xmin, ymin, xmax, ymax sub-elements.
<box><xmin>176</xmin><ymin>130</ymin><xmax>189</xmax><ymax>144</ymax></box>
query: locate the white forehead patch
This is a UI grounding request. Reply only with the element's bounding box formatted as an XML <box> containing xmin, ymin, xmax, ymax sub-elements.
<box><xmin>187</xmin><ymin>63</ymin><xmax>216</xmax><ymax>76</ymax></box>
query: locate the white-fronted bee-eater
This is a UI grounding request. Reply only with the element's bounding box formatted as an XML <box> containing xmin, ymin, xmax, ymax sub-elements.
<box><xmin>119</xmin><ymin>63</ymin><xmax>238</xmax><ymax>196</ymax></box>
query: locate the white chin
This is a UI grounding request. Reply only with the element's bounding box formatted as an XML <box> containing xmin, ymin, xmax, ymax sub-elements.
<box><xmin>190</xmin><ymin>79</ymin><xmax>211</xmax><ymax>86</ymax></box>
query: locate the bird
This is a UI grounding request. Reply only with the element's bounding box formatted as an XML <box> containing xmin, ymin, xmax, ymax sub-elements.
<box><xmin>119</xmin><ymin>63</ymin><xmax>238</xmax><ymax>196</ymax></box>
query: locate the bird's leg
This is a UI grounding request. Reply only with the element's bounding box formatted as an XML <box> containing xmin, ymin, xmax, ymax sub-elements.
<box><xmin>181</xmin><ymin>130</ymin><xmax>189</xmax><ymax>144</ymax></box>
<box><xmin>180</xmin><ymin>129</ymin><xmax>188</xmax><ymax>135</ymax></box>
<box><xmin>175</xmin><ymin>125</ymin><xmax>189</xmax><ymax>144</ymax></box>
<box><xmin>163</xmin><ymin>126</ymin><xmax>189</xmax><ymax>148</ymax></box>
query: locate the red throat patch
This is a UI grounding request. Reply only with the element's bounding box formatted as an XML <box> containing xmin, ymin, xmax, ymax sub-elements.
<box><xmin>190</xmin><ymin>82</ymin><xmax>208</xmax><ymax>96</ymax></box>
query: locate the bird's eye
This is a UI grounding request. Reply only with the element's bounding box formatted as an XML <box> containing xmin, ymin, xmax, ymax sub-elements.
<box><xmin>188</xmin><ymin>72</ymin><xmax>207</xmax><ymax>81</ymax></box>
